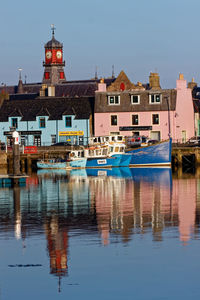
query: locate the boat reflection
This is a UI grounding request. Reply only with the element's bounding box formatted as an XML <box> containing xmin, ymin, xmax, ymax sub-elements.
<box><xmin>0</xmin><ymin>166</ymin><xmax>199</xmax><ymax>286</ymax></box>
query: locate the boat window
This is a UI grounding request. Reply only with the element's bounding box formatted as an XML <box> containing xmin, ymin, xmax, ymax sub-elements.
<box><xmin>115</xmin><ymin>147</ymin><xmax>119</xmax><ymax>152</ymax></box>
<box><xmin>102</xmin><ymin>148</ymin><xmax>107</xmax><ymax>155</ymax></box>
<box><xmin>89</xmin><ymin>149</ymin><xmax>94</xmax><ymax>156</ymax></box>
<box><xmin>120</xmin><ymin>147</ymin><xmax>124</xmax><ymax>152</ymax></box>
<box><xmin>110</xmin><ymin>146</ymin><xmax>114</xmax><ymax>152</ymax></box>
<box><xmin>95</xmin><ymin>149</ymin><xmax>101</xmax><ymax>156</ymax></box>
<box><xmin>111</xmin><ymin>136</ymin><xmax>115</xmax><ymax>141</ymax></box>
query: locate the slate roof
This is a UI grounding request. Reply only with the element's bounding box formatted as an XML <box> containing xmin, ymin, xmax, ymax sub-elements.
<box><xmin>1</xmin><ymin>78</ymin><xmax>115</xmax><ymax>99</ymax></box>
<box><xmin>0</xmin><ymin>96</ymin><xmax>93</xmax><ymax>122</ymax></box>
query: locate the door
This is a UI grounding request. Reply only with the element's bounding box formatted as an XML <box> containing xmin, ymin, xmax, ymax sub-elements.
<box><xmin>150</xmin><ymin>131</ymin><xmax>160</xmax><ymax>141</ymax></box>
<box><xmin>181</xmin><ymin>130</ymin><xmax>187</xmax><ymax>143</ymax></box>
<box><xmin>34</xmin><ymin>135</ymin><xmax>41</xmax><ymax>146</ymax></box>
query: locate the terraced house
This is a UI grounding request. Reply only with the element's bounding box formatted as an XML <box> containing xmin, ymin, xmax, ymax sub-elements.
<box><xmin>95</xmin><ymin>71</ymin><xmax>195</xmax><ymax>142</ymax></box>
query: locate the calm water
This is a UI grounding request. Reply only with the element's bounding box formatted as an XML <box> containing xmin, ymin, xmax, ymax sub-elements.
<box><xmin>0</xmin><ymin>167</ymin><xmax>200</xmax><ymax>299</ymax></box>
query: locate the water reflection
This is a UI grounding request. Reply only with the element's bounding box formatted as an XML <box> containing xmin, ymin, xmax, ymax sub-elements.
<box><xmin>0</xmin><ymin>167</ymin><xmax>200</xmax><ymax>289</ymax></box>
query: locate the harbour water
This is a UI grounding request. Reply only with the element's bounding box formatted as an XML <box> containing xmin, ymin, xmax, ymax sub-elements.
<box><xmin>0</xmin><ymin>167</ymin><xmax>200</xmax><ymax>299</ymax></box>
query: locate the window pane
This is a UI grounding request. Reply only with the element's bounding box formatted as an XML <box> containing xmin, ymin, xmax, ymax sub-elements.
<box><xmin>151</xmin><ymin>95</ymin><xmax>155</xmax><ymax>103</ymax></box>
<box><xmin>152</xmin><ymin>114</ymin><xmax>159</xmax><ymax>124</ymax></box>
<box><xmin>115</xmin><ymin>96</ymin><xmax>119</xmax><ymax>104</ymax></box>
<box><xmin>66</xmin><ymin>117</ymin><xmax>72</xmax><ymax>127</ymax></box>
<box><xmin>132</xmin><ymin>95</ymin><xmax>139</xmax><ymax>103</ymax></box>
<box><xmin>40</xmin><ymin>118</ymin><xmax>45</xmax><ymax>128</ymax></box>
<box><xmin>132</xmin><ymin>115</ymin><xmax>139</xmax><ymax>125</ymax></box>
<box><xmin>12</xmin><ymin>118</ymin><xmax>18</xmax><ymax>128</ymax></box>
<box><xmin>109</xmin><ymin>96</ymin><xmax>114</xmax><ymax>104</ymax></box>
<box><xmin>111</xmin><ymin>115</ymin><xmax>117</xmax><ymax>126</ymax></box>
<box><xmin>156</xmin><ymin>95</ymin><xmax>160</xmax><ymax>102</ymax></box>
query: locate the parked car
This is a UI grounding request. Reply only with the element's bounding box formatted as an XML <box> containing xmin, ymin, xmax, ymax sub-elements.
<box><xmin>187</xmin><ymin>136</ymin><xmax>200</xmax><ymax>145</ymax></box>
<box><xmin>126</xmin><ymin>136</ymin><xmax>150</xmax><ymax>147</ymax></box>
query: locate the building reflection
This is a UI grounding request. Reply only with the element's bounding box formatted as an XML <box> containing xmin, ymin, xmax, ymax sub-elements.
<box><xmin>1</xmin><ymin>166</ymin><xmax>200</xmax><ymax>287</ymax></box>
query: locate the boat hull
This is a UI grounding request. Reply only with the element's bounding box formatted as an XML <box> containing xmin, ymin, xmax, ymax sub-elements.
<box><xmin>127</xmin><ymin>139</ymin><xmax>172</xmax><ymax>167</ymax></box>
<box><xmin>86</xmin><ymin>156</ymin><xmax>121</xmax><ymax>168</ymax></box>
<box><xmin>37</xmin><ymin>161</ymin><xmax>67</xmax><ymax>169</ymax></box>
<box><xmin>68</xmin><ymin>158</ymin><xmax>87</xmax><ymax>169</ymax></box>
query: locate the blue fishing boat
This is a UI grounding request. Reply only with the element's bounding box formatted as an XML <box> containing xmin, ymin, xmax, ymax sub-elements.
<box><xmin>67</xmin><ymin>139</ymin><xmax>131</xmax><ymax>169</ymax></box>
<box><xmin>37</xmin><ymin>158</ymin><xmax>67</xmax><ymax>169</ymax></box>
<box><xmin>126</xmin><ymin>139</ymin><xmax>172</xmax><ymax>167</ymax></box>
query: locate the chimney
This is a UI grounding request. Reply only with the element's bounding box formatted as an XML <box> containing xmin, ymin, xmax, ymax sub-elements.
<box><xmin>176</xmin><ymin>73</ymin><xmax>187</xmax><ymax>89</ymax></box>
<box><xmin>48</xmin><ymin>85</ymin><xmax>55</xmax><ymax>97</ymax></box>
<box><xmin>188</xmin><ymin>78</ymin><xmax>197</xmax><ymax>90</ymax></box>
<box><xmin>149</xmin><ymin>72</ymin><xmax>161</xmax><ymax>89</ymax></box>
<box><xmin>97</xmin><ymin>78</ymin><xmax>106</xmax><ymax>92</ymax></box>
<box><xmin>40</xmin><ymin>84</ymin><xmax>48</xmax><ymax>97</ymax></box>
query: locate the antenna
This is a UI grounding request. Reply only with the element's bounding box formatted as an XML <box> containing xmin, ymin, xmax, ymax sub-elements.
<box><xmin>18</xmin><ymin>68</ymin><xmax>22</xmax><ymax>80</ymax></box>
<box><xmin>51</xmin><ymin>24</ymin><xmax>56</xmax><ymax>37</ymax></box>
<box><xmin>95</xmin><ymin>66</ymin><xmax>98</xmax><ymax>80</ymax></box>
<box><xmin>112</xmin><ymin>65</ymin><xmax>115</xmax><ymax>78</ymax></box>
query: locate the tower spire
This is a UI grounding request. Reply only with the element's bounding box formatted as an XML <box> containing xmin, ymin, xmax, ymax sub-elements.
<box><xmin>112</xmin><ymin>65</ymin><xmax>115</xmax><ymax>79</ymax></box>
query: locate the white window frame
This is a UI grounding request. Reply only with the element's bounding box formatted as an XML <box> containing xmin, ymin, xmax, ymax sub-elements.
<box><xmin>108</xmin><ymin>95</ymin><xmax>120</xmax><ymax>105</ymax></box>
<box><xmin>152</xmin><ymin>113</ymin><xmax>160</xmax><ymax>125</ymax></box>
<box><xmin>149</xmin><ymin>94</ymin><xmax>162</xmax><ymax>104</ymax></box>
<box><xmin>131</xmin><ymin>95</ymin><xmax>140</xmax><ymax>104</ymax></box>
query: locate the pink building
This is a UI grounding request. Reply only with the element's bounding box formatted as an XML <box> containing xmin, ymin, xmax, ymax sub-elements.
<box><xmin>94</xmin><ymin>71</ymin><xmax>195</xmax><ymax>142</ymax></box>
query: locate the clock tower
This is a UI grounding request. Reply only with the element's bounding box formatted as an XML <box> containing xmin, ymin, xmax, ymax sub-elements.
<box><xmin>42</xmin><ymin>25</ymin><xmax>66</xmax><ymax>84</ymax></box>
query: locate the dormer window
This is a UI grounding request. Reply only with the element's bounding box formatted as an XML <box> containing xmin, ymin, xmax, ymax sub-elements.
<box><xmin>108</xmin><ymin>95</ymin><xmax>120</xmax><ymax>105</ymax></box>
<box><xmin>149</xmin><ymin>94</ymin><xmax>161</xmax><ymax>104</ymax></box>
<box><xmin>131</xmin><ymin>95</ymin><xmax>140</xmax><ymax>104</ymax></box>
<box><xmin>11</xmin><ymin>118</ymin><xmax>18</xmax><ymax>129</ymax></box>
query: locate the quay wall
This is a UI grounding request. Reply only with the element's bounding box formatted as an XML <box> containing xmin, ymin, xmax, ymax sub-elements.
<box><xmin>1</xmin><ymin>145</ymin><xmax>200</xmax><ymax>173</ymax></box>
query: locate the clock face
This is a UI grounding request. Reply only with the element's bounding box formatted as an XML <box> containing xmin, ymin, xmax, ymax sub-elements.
<box><xmin>46</xmin><ymin>51</ymin><xmax>52</xmax><ymax>59</ymax></box>
<box><xmin>56</xmin><ymin>50</ymin><xmax>62</xmax><ymax>59</ymax></box>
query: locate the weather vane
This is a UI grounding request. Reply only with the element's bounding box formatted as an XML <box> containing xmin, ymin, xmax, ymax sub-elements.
<box><xmin>51</xmin><ymin>24</ymin><xmax>56</xmax><ymax>37</ymax></box>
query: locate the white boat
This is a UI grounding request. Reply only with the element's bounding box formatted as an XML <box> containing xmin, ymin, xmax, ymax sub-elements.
<box><xmin>67</xmin><ymin>136</ymin><xmax>131</xmax><ymax>169</ymax></box>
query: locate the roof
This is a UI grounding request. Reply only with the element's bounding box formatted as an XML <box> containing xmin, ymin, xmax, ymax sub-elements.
<box><xmin>45</xmin><ymin>36</ymin><xmax>62</xmax><ymax>48</ymax></box>
<box><xmin>0</xmin><ymin>78</ymin><xmax>115</xmax><ymax>99</ymax></box>
<box><xmin>0</xmin><ymin>96</ymin><xmax>93</xmax><ymax>122</ymax></box>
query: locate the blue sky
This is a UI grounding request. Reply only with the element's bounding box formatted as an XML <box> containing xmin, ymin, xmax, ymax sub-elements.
<box><xmin>0</xmin><ymin>0</ymin><xmax>200</xmax><ymax>88</ymax></box>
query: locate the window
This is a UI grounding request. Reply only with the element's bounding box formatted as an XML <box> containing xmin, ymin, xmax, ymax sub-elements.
<box><xmin>111</xmin><ymin>115</ymin><xmax>118</xmax><ymax>126</ymax></box>
<box><xmin>39</xmin><ymin>117</ymin><xmax>46</xmax><ymax>128</ymax></box>
<box><xmin>51</xmin><ymin>135</ymin><xmax>56</xmax><ymax>144</ymax></box>
<box><xmin>152</xmin><ymin>114</ymin><xmax>159</xmax><ymax>125</ymax></box>
<box><xmin>44</xmin><ymin>72</ymin><xmax>50</xmax><ymax>79</ymax></box>
<box><xmin>65</xmin><ymin>116</ymin><xmax>72</xmax><ymax>127</ymax></box>
<box><xmin>132</xmin><ymin>115</ymin><xmax>139</xmax><ymax>125</ymax></box>
<box><xmin>149</xmin><ymin>94</ymin><xmax>161</xmax><ymax>104</ymax></box>
<box><xmin>34</xmin><ymin>135</ymin><xmax>41</xmax><ymax>146</ymax></box>
<box><xmin>108</xmin><ymin>95</ymin><xmax>120</xmax><ymax>105</ymax></box>
<box><xmin>60</xmin><ymin>72</ymin><xmax>64</xmax><ymax>79</ymax></box>
<box><xmin>131</xmin><ymin>95</ymin><xmax>140</xmax><ymax>104</ymax></box>
<box><xmin>11</xmin><ymin>118</ymin><xmax>18</xmax><ymax>129</ymax></box>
